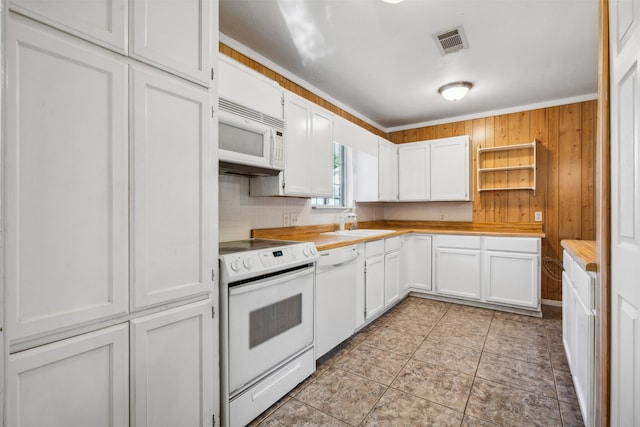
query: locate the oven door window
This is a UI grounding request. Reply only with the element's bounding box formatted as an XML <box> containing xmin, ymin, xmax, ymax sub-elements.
<box><xmin>228</xmin><ymin>267</ymin><xmax>314</xmax><ymax>393</ymax></box>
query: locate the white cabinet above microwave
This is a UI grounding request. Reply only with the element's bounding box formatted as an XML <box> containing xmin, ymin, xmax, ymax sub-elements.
<box><xmin>219</xmin><ymin>55</ymin><xmax>283</xmax><ymax>120</ymax></box>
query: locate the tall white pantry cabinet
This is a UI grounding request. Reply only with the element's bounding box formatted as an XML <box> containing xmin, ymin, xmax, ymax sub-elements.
<box><xmin>2</xmin><ymin>1</ymin><xmax>219</xmax><ymax>426</ymax></box>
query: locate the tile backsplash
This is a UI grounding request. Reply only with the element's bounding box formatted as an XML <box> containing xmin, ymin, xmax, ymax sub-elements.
<box><xmin>219</xmin><ymin>175</ymin><xmax>384</xmax><ymax>242</ymax></box>
<box><xmin>219</xmin><ymin>175</ymin><xmax>472</xmax><ymax>242</ymax></box>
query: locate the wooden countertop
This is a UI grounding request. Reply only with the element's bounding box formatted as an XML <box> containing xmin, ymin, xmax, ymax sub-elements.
<box><xmin>252</xmin><ymin>221</ymin><xmax>545</xmax><ymax>251</ymax></box>
<box><xmin>561</xmin><ymin>240</ymin><xmax>598</xmax><ymax>272</ymax></box>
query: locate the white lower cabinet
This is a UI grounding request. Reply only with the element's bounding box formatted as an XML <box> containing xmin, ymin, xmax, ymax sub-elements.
<box><xmin>409</xmin><ymin>234</ymin><xmax>433</xmax><ymax>292</ymax></box>
<box><xmin>130</xmin><ymin>300</ymin><xmax>213</xmax><ymax>427</ymax></box>
<box><xmin>562</xmin><ymin>248</ymin><xmax>596</xmax><ymax>427</ymax></box>
<box><xmin>364</xmin><ymin>238</ymin><xmax>402</xmax><ymax>321</ymax></box>
<box><xmin>400</xmin><ymin>235</ymin><xmax>413</xmax><ymax>295</ymax></box>
<box><xmin>7</xmin><ymin>324</ymin><xmax>129</xmax><ymax>427</ymax></box>
<box><xmin>364</xmin><ymin>253</ymin><xmax>385</xmax><ymax>321</ymax></box>
<box><xmin>431</xmin><ymin>235</ymin><xmax>540</xmax><ymax>312</ymax></box>
<box><xmin>484</xmin><ymin>237</ymin><xmax>540</xmax><ymax>309</ymax></box>
<box><xmin>7</xmin><ymin>300</ymin><xmax>214</xmax><ymax>427</ymax></box>
<box><xmin>355</xmin><ymin>244</ymin><xmax>367</xmax><ymax>329</ymax></box>
<box><xmin>384</xmin><ymin>247</ymin><xmax>401</xmax><ymax>306</ymax></box>
<box><xmin>434</xmin><ymin>236</ymin><xmax>482</xmax><ymax>300</ymax></box>
<box><xmin>562</xmin><ymin>271</ymin><xmax>576</xmax><ymax>372</ymax></box>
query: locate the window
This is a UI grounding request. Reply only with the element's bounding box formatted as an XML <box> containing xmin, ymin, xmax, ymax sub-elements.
<box><xmin>312</xmin><ymin>143</ymin><xmax>347</xmax><ymax>207</ymax></box>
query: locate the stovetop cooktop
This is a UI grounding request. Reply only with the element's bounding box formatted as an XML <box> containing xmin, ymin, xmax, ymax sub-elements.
<box><xmin>218</xmin><ymin>239</ymin><xmax>302</xmax><ymax>256</ymax></box>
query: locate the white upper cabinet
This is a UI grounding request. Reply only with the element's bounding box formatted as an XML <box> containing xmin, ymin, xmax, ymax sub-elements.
<box><xmin>353</xmin><ymin>149</ymin><xmax>379</xmax><ymax>202</ymax></box>
<box><xmin>430</xmin><ymin>136</ymin><xmax>472</xmax><ymax>201</ymax></box>
<box><xmin>282</xmin><ymin>92</ymin><xmax>313</xmax><ymax>196</ymax></box>
<box><xmin>9</xmin><ymin>0</ymin><xmax>213</xmax><ymax>85</ymax></box>
<box><xmin>9</xmin><ymin>0</ymin><xmax>128</xmax><ymax>54</ymax></box>
<box><xmin>398</xmin><ymin>135</ymin><xmax>472</xmax><ymax>202</ymax></box>
<box><xmin>253</xmin><ymin>91</ymin><xmax>333</xmax><ymax>197</ymax></box>
<box><xmin>219</xmin><ymin>55</ymin><xmax>283</xmax><ymax>119</ymax></box>
<box><xmin>131</xmin><ymin>66</ymin><xmax>212</xmax><ymax>311</ymax></box>
<box><xmin>130</xmin><ymin>0</ymin><xmax>212</xmax><ymax>85</ymax></box>
<box><xmin>334</xmin><ymin>114</ymin><xmax>379</xmax><ymax>202</ymax></box>
<box><xmin>378</xmin><ymin>139</ymin><xmax>398</xmax><ymax>201</ymax></box>
<box><xmin>5</xmin><ymin>15</ymin><xmax>129</xmax><ymax>342</ymax></box>
<box><xmin>398</xmin><ymin>142</ymin><xmax>430</xmax><ymax>201</ymax></box>
<box><xmin>310</xmin><ymin>108</ymin><xmax>334</xmax><ymax>197</ymax></box>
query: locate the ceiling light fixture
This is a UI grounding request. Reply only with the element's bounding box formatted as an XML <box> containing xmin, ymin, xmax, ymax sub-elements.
<box><xmin>382</xmin><ymin>0</ymin><xmax>405</xmax><ymax>4</ymax></box>
<box><xmin>438</xmin><ymin>81</ymin><xmax>473</xmax><ymax>101</ymax></box>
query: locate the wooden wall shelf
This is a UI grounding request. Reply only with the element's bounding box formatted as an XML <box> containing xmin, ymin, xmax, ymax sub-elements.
<box><xmin>477</xmin><ymin>140</ymin><xmax>537</xmax><ymax>193</ymax></box>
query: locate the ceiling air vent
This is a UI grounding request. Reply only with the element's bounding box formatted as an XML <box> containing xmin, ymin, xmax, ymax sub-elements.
<box><xmin>433</xmin><ymin>26</ymin><xmax>468</xmax><ymax>55</ymax></box>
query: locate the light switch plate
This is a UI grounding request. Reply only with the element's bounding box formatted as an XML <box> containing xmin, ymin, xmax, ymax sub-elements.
<box><xmin>534</xmin><ymin>211</ymin><xmax>543</xmax><ymax>222</ymax></box>
<box><xmin>291</xmin><ymin>213</ymin><xmax>299</xmax><ymax>226</ymax></box>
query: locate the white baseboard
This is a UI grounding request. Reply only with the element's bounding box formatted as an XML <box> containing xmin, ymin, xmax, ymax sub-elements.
<box><xmin>542</xmin><ymin>298</ymin><xmax>562</xmax><ymax>307</ymax></box>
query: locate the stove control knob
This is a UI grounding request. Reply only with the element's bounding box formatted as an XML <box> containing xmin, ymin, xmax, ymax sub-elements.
<box><xmin>310</xmin><ymin>247</ymin><xmax>318</xmax><ymax>256</ymax></box>
<box><xmin>243</xmin><ymin>258</ymin><xmax>253</xmax><ymax>270</ymax></box>
<box><xmin>303</xmin><ymin>247</ymin><xmax>310</xmax><ymax>257</ymax></box>
<box><xmin>231</xmin><ymin>258</ymin><xmax>242</xmax><ymax>271</ymax></box>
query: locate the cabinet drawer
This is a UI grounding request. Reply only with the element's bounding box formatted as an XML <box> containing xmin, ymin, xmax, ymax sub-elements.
<box><xmin>365</xmin><ymin>239</ymin><xmax>385</xmax><ymax>257</ymax></box>
<box><xmin>485</xmin><ymin>237</ymin><xmax>539</xmax><ymax>253</ymax></box>
<box><xmin>573</xmin><ymin>261</ymin><xmax>595</xmax><ymax>310</ymax></box>
<box><xmin>436</xmin><ymin>235</ymin><xmax>481</xmax><ymax>250</ymax></box>
<box><xmin>385</xmin><ymin>236</ymin><xmax>401</xmax><ymax>252</ymax></box>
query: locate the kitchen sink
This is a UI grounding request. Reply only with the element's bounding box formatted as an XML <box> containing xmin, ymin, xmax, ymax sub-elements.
<box><xmin>322</xmin><ymin>229</ymin><xmax>396</xmax><ymax>237</ymax></box>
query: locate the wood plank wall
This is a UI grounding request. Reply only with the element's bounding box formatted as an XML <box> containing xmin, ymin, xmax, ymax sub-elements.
<box><xmin>219</xmin><ymin>43</ymin><xmax>596</xmax><ymax>301</ymax></box>
<box><xmin>387</xmin><ymin>102</ymin><xmax>598</xmax><ymax>301</ymax></box>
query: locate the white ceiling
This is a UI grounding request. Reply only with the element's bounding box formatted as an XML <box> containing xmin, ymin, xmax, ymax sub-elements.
<box><xmin>219</xmin><ymin>0</ymin><xmax>599</xmax><ymax>131</ymax></box>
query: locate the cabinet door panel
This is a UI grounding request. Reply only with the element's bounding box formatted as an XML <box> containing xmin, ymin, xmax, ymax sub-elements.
<box><xmin>131</xmin><ymin>66</ymin><xmax>212</xmax><ymax>310</ymax></box>
<box><xmin>378</xmin><ymin>140</ymin><xmax>398</xmax><ymax>201</ymax></box>
<box><xmin>411</xmin><ymin>235</ymin><xmax>432</xmax><ymax>291</ymax></box>
<box><xmin>6</xmin><ymin>16</ymin><xmax>129</xmax><ymax>341</ymax></box>
<box><xmin>219</xmin><ymin>56</ymin><xmax>283</xmax><ymax>119</ymax></box>
<box><xmin>562</xmin><ymin>271</ymin><xmax>576</xmax><ymax>372</ymax></box>
<box><xmin>573</xmin><ymin>294</ymin><xmax>595</xmax><ymax>426</ymax></box>
<box><xmin>130</xmin><ymin>301</ymin><xmax>213</xmax><ymax>427</ymax></box>
<box><xmin>311</xmin><ymin>109</ymin><xmax>334</xmax><ymax>197</ymax></box>
<box><xmin>131</xmin><ymin>0</ymin><xmax>211</xmax><ymax>85</ymax></box>
<box><xmin>435</xmin><ymin>248</ymin><xmax>481</xmax><ymax>300</ymax></box>
<box><xmin>430</xmin><ymin>136</ymin><xmax>470</xmax><ymax>201</ymax></box>
<box><xmin>485</xmin><ymin>251</ymin><xmax>539</xmax><ymax>308</ymax></box>
<box><xmin>365</xmin><ymin>255</ymin><xmax>385</xmax><ymax>320</ymax></box>
<box><xmin>7</xmin><ymin>324</ymin><xmax>129</xmax><ymax>427</ymax></box>
<box><xmin>385</xmin><ymin>251</ymin><xmax>401</xmax><ymax>306</ymax></box>
<box><xmin>398</xmin><ymin>143</ymin><xmax>429</xmax><ymax>201</ymax></box>
<box><xmin>9</xmin><ymin>0</ymin><xmax>127</xmax><ymax>53</ymax></box>
<box><xmin>283</xmin><ymin>94</ymin><xmax>312</xmax><ymax>196</ymax></box>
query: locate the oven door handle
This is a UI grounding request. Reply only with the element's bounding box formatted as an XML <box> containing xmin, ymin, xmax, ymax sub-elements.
<box><xmin>228</xmin><ymin>266</ymin><xmax>315</xmax><ymax>296</ymax></box>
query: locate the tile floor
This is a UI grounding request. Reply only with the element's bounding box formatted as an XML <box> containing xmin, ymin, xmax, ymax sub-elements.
<box><xmin>249</xmin><ymin>296</ymin><xmax>585</xmax><ymax>427</ymax></box>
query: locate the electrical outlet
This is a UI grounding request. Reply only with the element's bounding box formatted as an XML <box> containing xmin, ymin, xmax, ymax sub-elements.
<box><xmin>290</xmin><ymin>213</ymin><xmax>299</xmax><ymax>226</ymax></box>
<box><xmin>283</xmin><ymin>213</ymin><xmax>290</xmax><ymax>227</ymax></box>
<box><xmin>440</xmin><ymin>214</ymin><xmax>445</xmax><ymax>221</ymax></box>
<box><xmin>534</xmin><ymin>211</ymin><xmax>543</xmax><ymax>222</ymax></box>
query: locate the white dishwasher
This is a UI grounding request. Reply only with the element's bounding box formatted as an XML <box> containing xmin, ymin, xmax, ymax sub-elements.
<box><xmin>315</xmin><ymin>245</ymin><xmax>358</xmax><ymax>359</ymax></box>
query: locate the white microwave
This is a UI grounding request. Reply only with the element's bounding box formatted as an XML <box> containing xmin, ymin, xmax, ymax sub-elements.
<box><xmin>218</xmin><ymin>109</ymin><xmax>284</xmax><ymax>173</ymax></box>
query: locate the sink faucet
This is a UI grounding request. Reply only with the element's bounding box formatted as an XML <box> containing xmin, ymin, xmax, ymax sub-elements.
<box><xmin>339</xmin><ymin>209</ymin><xmax>358</xmax><ymax>230</ymax></box>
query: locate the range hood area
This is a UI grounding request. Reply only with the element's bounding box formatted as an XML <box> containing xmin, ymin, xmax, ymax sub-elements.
<box><xmin>219</xmin><ymin>160</ymin><xmax>282</xmax><ymax>177</ymax></box>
